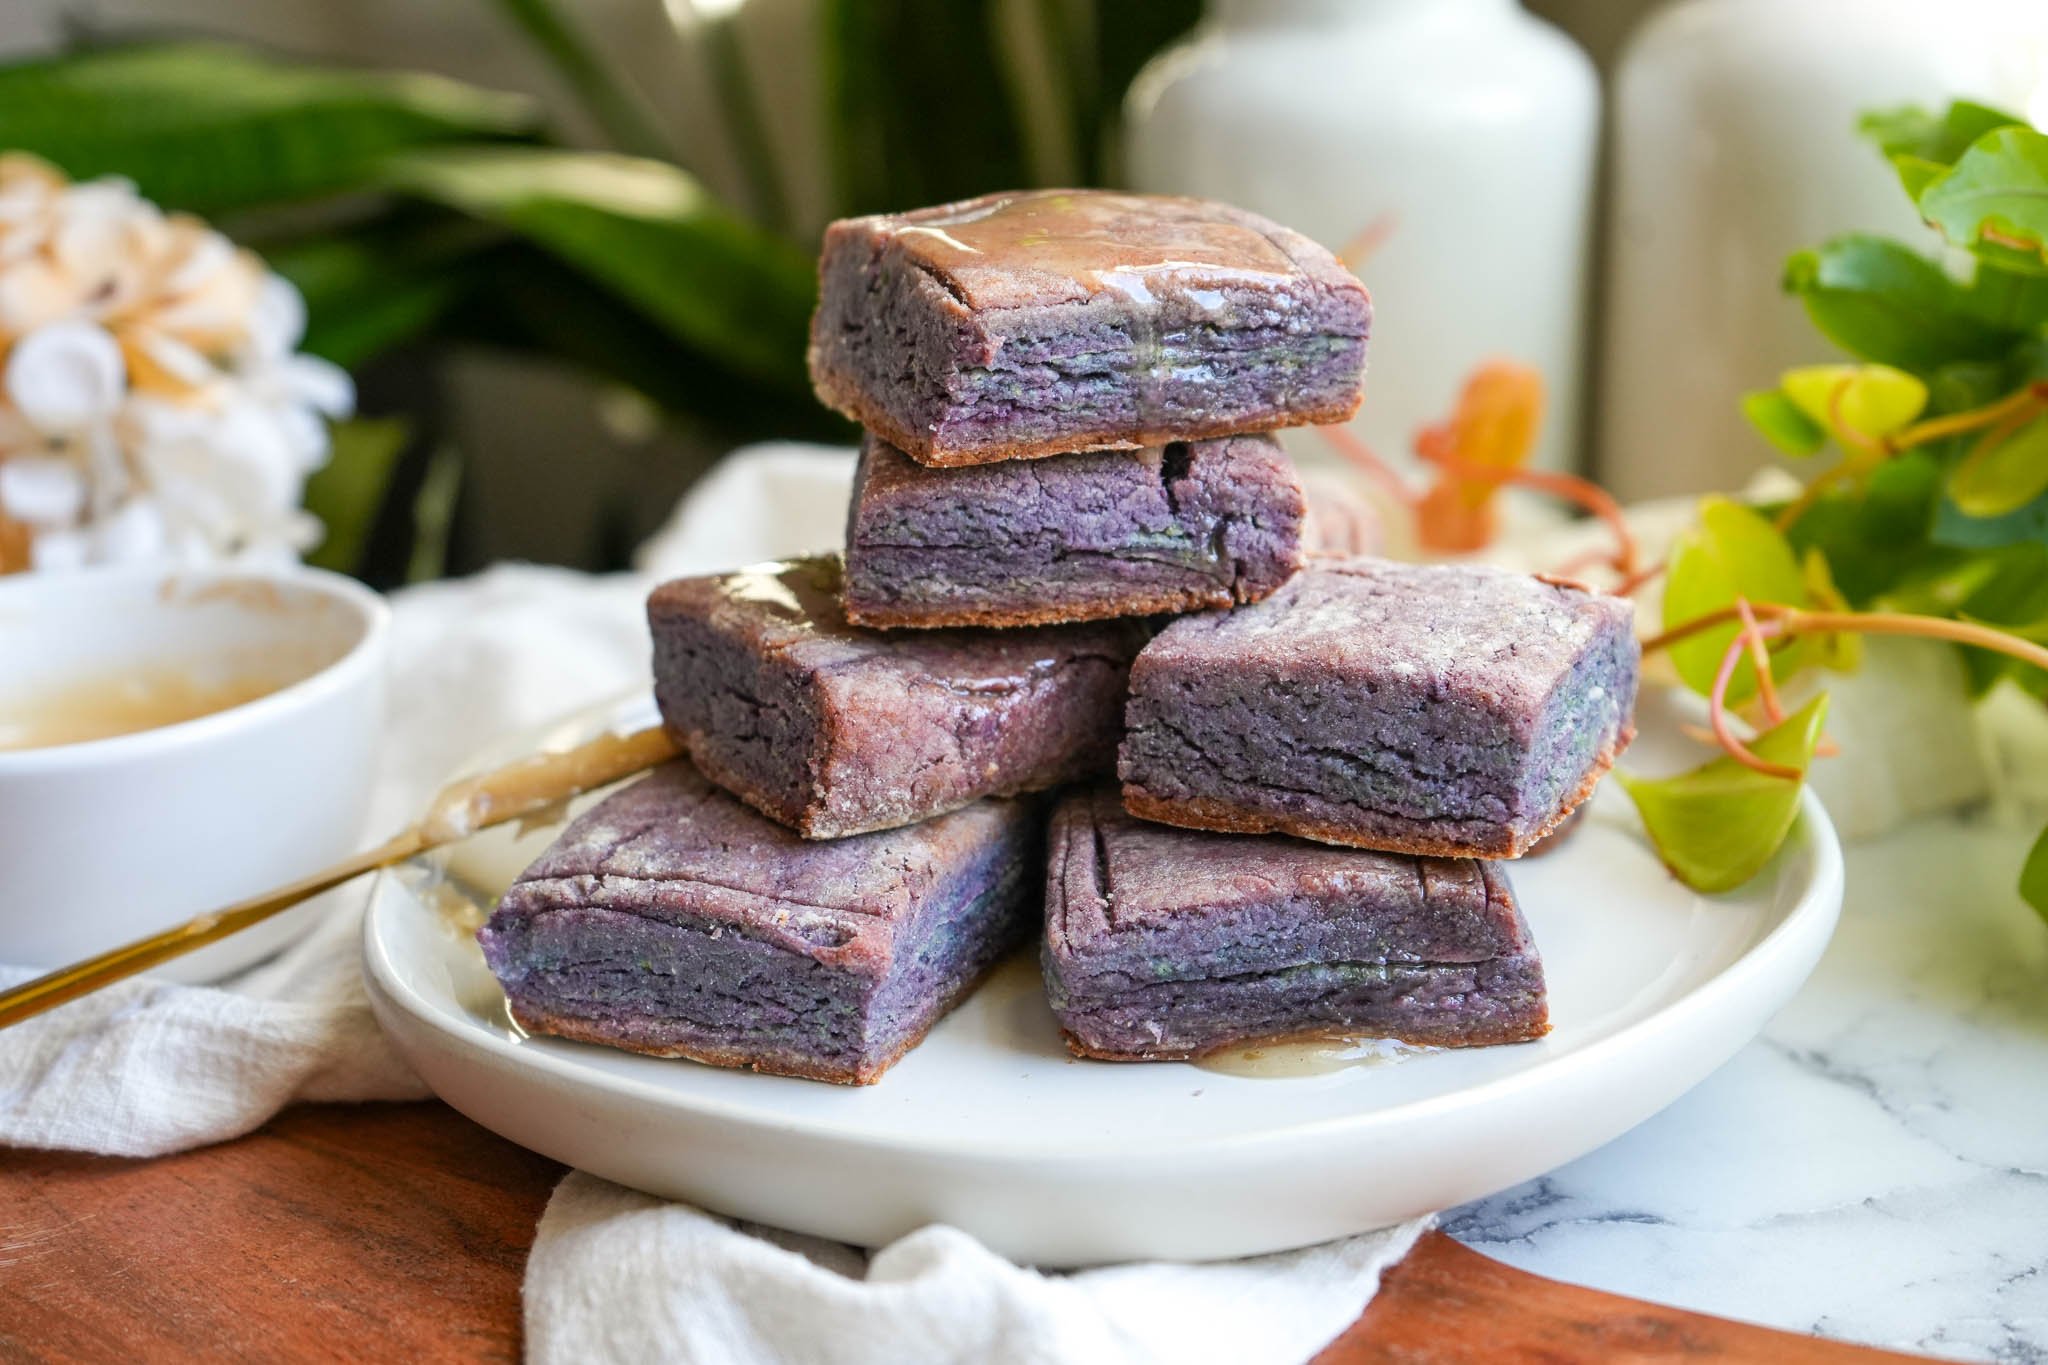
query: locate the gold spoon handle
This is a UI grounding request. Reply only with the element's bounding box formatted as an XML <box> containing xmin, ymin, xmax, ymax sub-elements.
<box><xmin>0</xmin><ymin>725</ymin><xmax>680</xmax><ymax>1031</ymax></box>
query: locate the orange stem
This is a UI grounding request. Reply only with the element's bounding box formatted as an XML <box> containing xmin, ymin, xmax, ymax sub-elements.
<box><xmin>1735</xmin><ymin>597</ymin><xmax>1785</xmax><ymax>726</ymax></box>
<box><xmin>1420</xmin><ymin>450</ymin><xmax>1639</xmax><ymax>575</ymax></box>
<box><xmin>1315</xmin><ymin>424</ymin><xmax>1419</xmax><ymax>509</ymax></box>
<box><xmin>1889</xmin><ymin>380</ymin><xmax>2048</xmax><ymax>452</ymax></box>
<box><xmin>1707</xmin><ymin>613</ymin><xmax>1802</xmax><ymax>780</ymax></box>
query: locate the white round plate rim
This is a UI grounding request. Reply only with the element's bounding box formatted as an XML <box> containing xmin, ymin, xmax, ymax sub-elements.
<box><xmin>363</xmin><ymin>694</ymin><xmax>1845</xmax><ymax>1254</ymax></box>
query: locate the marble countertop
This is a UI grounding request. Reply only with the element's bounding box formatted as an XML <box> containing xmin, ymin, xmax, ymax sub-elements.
<box><xmin>1447</xmin><ymin>814</ymin><xmax>2048</xmax><ymax>1362</ymax></box>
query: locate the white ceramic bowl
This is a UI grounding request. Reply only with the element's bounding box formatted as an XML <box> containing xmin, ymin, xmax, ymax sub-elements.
<box><xmin>0</xmin><ymin>565</ymin><xmax>389</xmax><ymax>981</ymax></box>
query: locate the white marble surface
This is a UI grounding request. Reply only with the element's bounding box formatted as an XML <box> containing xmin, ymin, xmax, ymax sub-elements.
<box><xmin>1446</xmin><ymin>815</ymin><xmax>2048</xmax><ymax>1362</ymax></box>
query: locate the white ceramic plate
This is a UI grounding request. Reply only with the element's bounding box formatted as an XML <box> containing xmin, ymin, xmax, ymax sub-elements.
<box><xmin>364</xmin><ymin>694</ymin><xmax>1843</xmax><ymax>1265</ymax></box>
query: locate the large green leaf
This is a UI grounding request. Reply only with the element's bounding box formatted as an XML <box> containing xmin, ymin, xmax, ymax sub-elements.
<box><xmin>266</xmin><ymin>217</ymin><xmax>490</xmax><ymax>368</ymax></box>
<box><xmin>819</xmin><ymin>0</ymin><xmax>1032</xmax><ymax>216</ymax></box>
<box><xmin>1663</xmin><ymin>497</ymin><xmax>1812</xmax><ymax>702</ymax></box>
<box><xmin>1783</xmin><ymin>234</ymin><xmax>2013</xmax><ymax>372</ymax></box>
<box><xmin>382</xmin><ymin>147</ymin><xmax>815</xmax><ymax>392</ymax></box>
<box><xmin>1917</xmin><ymin>125</ymin><xmax>2048</xmax><ymax>276</ymax></box>
<box><xmin>1618</xmin><ymin>695</ymin><xmax>1830</xmax><ymax>894</ymax></box>
<box><xmin>0</xmin><ymin>43</ymin><xmax>536</xmax><ymax>214</ymax></box>
<box><xmin>1963</xmin><ymin>260</ymin><xmax>2048</xmax><ymax>332</ymax></box>
<box><xmin>447</xmin><ymin>244</ymin><xmax>848</xmax><ymax>445</ymax></box>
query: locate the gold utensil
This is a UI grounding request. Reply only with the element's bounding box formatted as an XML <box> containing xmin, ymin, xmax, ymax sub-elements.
<box><xmin>0</xmin><ymin>724</ymin><xmax>680</xmax><ymax>1030</ymax></box>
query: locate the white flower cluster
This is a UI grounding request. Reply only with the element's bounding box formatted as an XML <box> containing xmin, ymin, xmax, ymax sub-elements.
<box><xmin>0</xmin><ymin>154</ymin><xmax>354</xmax><ymax>572</ymax></box>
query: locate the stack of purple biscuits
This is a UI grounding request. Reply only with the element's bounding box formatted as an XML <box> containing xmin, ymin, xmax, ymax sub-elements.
<box><xmin>479</xmin><ymin>190</ymin><xmax>1640</xmax><ymax>1085</ymax></box>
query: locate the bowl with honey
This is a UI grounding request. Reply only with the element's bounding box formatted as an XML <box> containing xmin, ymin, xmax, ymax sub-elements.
<box><xmin>0</xmin><ymin>565</ymin><xmax>389</xmax><ymax>981</ymax></box>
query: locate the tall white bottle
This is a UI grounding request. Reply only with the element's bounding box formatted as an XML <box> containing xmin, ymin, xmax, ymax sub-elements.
<box><xmin>1124</xmin><ymin>0</ymin><xmax>1599</xmax><ymax>473</ymax></box>
<box><xmin>1600</xmin><ymin>0</ymin><xmax>2048</xmax><ymax>502</ymax></box>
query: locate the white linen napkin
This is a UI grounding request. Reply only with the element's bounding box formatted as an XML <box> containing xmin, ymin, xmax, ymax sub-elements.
<box><xmin>0</xmin><ymin>441</ymin><xmax>1429</xmax><ymax>1365</ymax></box>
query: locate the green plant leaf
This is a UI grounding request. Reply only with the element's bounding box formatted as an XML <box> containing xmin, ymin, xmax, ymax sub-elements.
<box><xmin>1783</xmin><ymin>449</ymin><xmax>1948</xmax><ymax>606</ymax></box>
<box><xmin>1743</xmin><ymin>389</ymin><xmax>1827</xmax><ymax>455</ymax></box>
<box><xmin>2021</xmin><ymin>824</ymin><xmax>2048</xmax><ymax>924</ymax></box>
<box><xmin>1781</xmin><ymin>363</ymin><xmax>1929</xmax><ymax>443</ymax></box>
<box><xmin>1947</xmin><ymin>413</ymin><xmax>2048</xmax><ymax>517</ymax></box>
<box><xmin>1861</xmin><ymin>100</ymin><xmax>2023</xmax><ymax>165</ymax></box>
<box><xmin>265</xmin><ymin>217</ymin><xmax>490</xmax><ymax>368</ymax></box>
<box><xmin>446</xmin><ymin>244</ymin><xmax>850</xmax><ymax>445</ymax></box>
<box><xmin>819</xmin><ymin>0</ymin><xmax>1032</xmax><ymax>216</ymax></box>
<box><xmin>1953</xmin><ymin>543</ymin><xmax>2048</xmax><ymax>696</ymax></box>
<box><xmin>1933</xmin><ymin>482</ymin><xmax>2048</xmax><ymax>550</ymax></box>
<box><xmin>382</xmin><ymin>146</ymin><xmax>815</xmax><ymax>392</ymax></box>
<box><xmin>304</xmin><ymin>416</ymin><xmax>411</xmax><ymax>576</ymax></box>
<box><xmin>0</xmin><ymin>43</ymin><xmax>536</xmax><ymax>214</ymax></box>
<box><xmin>1782</xmin><ymin>235</ymin><xmax>2012</xmax><ymax>372</ymax></box>
<box><xmin>1963</xmin><ymin>261</ymin><xmax>2048</xmax><ymax>331</ymax></box>
<box><xmin>1663</xmin><ymin>496</ymin><xmax>1811</xmax><ymax>702</ymax></box>
<box><xmin>1618</xmin><ymin>694</ymin><xmax>1830</xmax><ymax>894</ymax></box>
<box><xmin>1917</xmin><ymin>125</ymin><xmax>2048</xmax><ymax>275</ymax></box>
<box><xmin>486</xmin><ymin>0</ymin><xmax>675</xmax><ymax>160</ymax></box>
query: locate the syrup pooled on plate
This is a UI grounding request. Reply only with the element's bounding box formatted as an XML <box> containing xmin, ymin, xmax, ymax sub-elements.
<box><xmin>1195</xmin><ymin>1035</ymin><xmax>1435</xmax><ymax>1079</ymax></box>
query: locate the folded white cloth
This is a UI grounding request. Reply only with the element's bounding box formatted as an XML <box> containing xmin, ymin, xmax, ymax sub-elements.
<box><xmin>0</xmin><ymin>442</ymin><xmax>1428</xmax><ymax>1364</ymax></box>
<box><xmin>527</xmin><ymin>1174</ymin><xmax>1424</xmax><ymax>1365</ymax></box>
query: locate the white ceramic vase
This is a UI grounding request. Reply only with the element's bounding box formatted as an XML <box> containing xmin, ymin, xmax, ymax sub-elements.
<box><xmin>1124</xmin><ymin>0</ymin><xmax>1599</xmax><ymax>474</ymax></box>
<box><xmin>1600</xmin><ymin>0</ymin><xmax>2048</xmax><ymax>503</ymax></box>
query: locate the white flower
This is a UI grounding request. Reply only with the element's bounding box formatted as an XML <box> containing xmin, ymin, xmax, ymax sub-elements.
<box><xmin>5</xmin><ymin>319</ymin><xmax>126</xmax><ymax>430</ymax></box>
<box><xmin>0</xmin><ymin>157</ymin><xmax>354</xmax><ymax>572</ymax></box>
<box><xmin>0</xmin><ymin>453</ymin><xmax>86</xmax><ymax>525</ymax></box>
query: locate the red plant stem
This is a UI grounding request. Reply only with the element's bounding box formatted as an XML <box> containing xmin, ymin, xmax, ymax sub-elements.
<box><xmin>1314</xmin><ymin>424</ymin><xmax>1419</xmax><ymax>509</ymax></box>
<box><xmin>1734</xmin><ymin>597</ymin><xmax>1786</xmax><ymax>726</ymax></box>
<box><xmin>1707</xmin><ymin>614</ymin><xmax>1802</xmax><ymax>779</ymax></box>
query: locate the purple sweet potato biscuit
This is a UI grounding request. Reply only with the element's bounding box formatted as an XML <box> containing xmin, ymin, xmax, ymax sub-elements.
<box><xmin>808</xmin><ymin>189</ymin><xmax>1371</xmax><ymax>467</ymax></box>
<box><xmin>648</xmin><ymin>555</ymin><xmax>1144</xmax><ymax>839</ymax></box>
<box><xmin>478</xmin><ymin>763</ymin><xmax>1040</xmax><ymax>1085</ymax></box>
<box><xmin>841</xmin><ymin>432</ymin><xmax>1306</xmax><ymax>628</ymax></box>
<box><xmin>1118</xmin><ymin>557</ymin><xmax>1639</xmax><ymax>858</ymax></box>
<box><xmin>1043</xmin><ymin>788</ymin><xmax>1547</xmax><ymax>1060</ymax></box>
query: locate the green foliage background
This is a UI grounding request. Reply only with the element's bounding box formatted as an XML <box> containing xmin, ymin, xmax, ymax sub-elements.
<box><xmin>0</xmin><ymin>2</ymin><xmax>1201</xmax><ymax>579</ymax></box>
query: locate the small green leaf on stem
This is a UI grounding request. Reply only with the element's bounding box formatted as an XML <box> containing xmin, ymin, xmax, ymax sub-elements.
<box><xmin>1618</xmin><ymin>694</ymin><xmax>1830</xmax><ymax>894</ymax></box>
<box><xmin>1744</xmin><ymin>389</ymin><xmax>1827</xmax><ymax>455</ymax></box>
<box><xmin>1781</xmin><ymin>363</ymin><xmax>1929</xmax><ymax>445</ymax></box>
<box><xmin>1947</xmin><ymin>413</ymin><xmax>2048</xmax><ymax>518</ymax></box>
<box><xmin>2020</xmin><ymin>825</ymin><xmax>2048</xmax><ymax>925</ymax></box>
<box><xmin>1664</xmin><ymin>497</ymin><xmax>1810</xmax><ymax>702</ymax></box>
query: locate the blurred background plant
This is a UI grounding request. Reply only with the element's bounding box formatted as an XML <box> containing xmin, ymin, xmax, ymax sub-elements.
<box><xmin>0</xmin><ymin>0</ymin><xmax>1203</xmax><ymax>584</ymax></box>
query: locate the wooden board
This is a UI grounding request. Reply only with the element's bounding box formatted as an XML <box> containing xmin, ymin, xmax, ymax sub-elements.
<box><xmin>0</xmin><ymin>1102</ymin><xmax>1942</xmax><ymax>1363</ymax></box>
